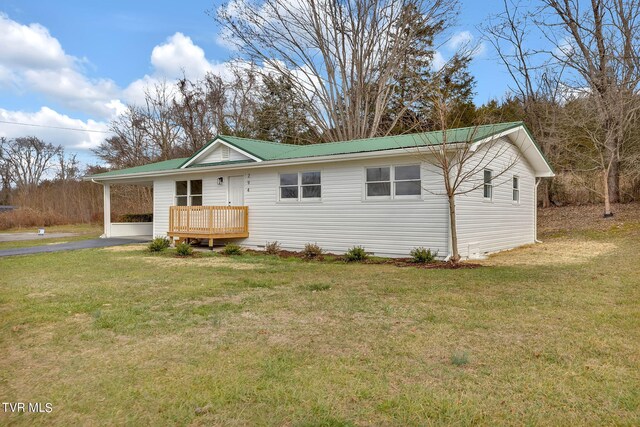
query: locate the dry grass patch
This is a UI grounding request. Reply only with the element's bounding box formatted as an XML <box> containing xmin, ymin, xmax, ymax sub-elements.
<box><xmin>133</xmin><ymin>255</ymin><xmax>261</xmax><ymax>270</ymax></box>
<box><xmin>480</xmin><ymin>238</ymin><xmax>617</xmax><ymax>266</ymax></box>
<box><xmin>101</xmin><ymin>243</ymin><xmax>149</xmax><ymax>252</ymax></box>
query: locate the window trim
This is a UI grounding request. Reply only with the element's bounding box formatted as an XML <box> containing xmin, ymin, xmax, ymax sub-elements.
<box><xmin>364</xmin><ymin>164</ymin><xmax>422</xmax><ymax>200</ymax></box>
<box><xmin>512</xmin><ymin>175</ymin><xmax>520</xmax><ymax>204</ymax></box>
<box><xmin>175</xmin><ymin>179</ymin><xmax>203</xmax><ymax>206</ymax></box>
<box><xmin>278</xmin><ymin>171</ymin><xmax>322</xmax><ymax>202</ymax></box>
<box><xmin>483</xmin><ymin>169</ymin><xmax>493</xmax><ymax>201</ymax></box>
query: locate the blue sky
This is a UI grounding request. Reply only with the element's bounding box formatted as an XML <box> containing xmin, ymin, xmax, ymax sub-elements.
<box><xmin>0</xmin><ymin>0</ymin><xmax>513</xmax><ymax>166</ymax></box>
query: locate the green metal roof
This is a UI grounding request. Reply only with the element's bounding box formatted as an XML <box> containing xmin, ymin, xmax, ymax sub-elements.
<box><xmin>88</xmin><ymin>122</ymin><xmax>529</xmax><ymax>179</ymax></box>
<box><xmin>212</xmin><ymin>122</ymin><xmax>523</xmax><ymax>162</ymax></box>
<box><xmin>89</xmin><ymin>157</ymin><xmax>189</xmax><ymax>178</ymax></box>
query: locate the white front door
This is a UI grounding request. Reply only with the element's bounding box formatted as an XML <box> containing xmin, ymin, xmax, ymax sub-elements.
<box><xmin>228</xmin><ymin>175</ymin><xmax>244</xmax><ymax>206</ymax></box>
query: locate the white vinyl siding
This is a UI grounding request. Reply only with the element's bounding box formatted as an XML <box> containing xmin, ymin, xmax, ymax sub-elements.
<box><xmin>456</xmin><ymin>138</ymin><xmax>536</xmax><ymax>257</ymax></box>
<box><xmin>196</xmin><ymin>144</ymin><xmax>251</xmax><ymax>164</ymax></box>
<box><xmin>152</xmin><ymin>158</ymin><xmax>448</xmax><ymax>257</ymax></box>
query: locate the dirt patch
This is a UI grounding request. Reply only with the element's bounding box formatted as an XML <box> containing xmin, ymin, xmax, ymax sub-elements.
<box><xmin>538</xmin><ymin>202</ymin><xmax>640</xmax><ymax>235</ymax></box>
<box><xmin>480</xmin><ymin>239</ymin><xmax>617</xmax><ymax>266</ymax></box>
<box><xmin>102</xmin><ymin>244</ymin><xmax>149</xmax><ymax>252</ymax></box>
<box><xmin>125</xmin><ymin>256</ymin><xmax>261</xmax><ymax>270</ymax></box>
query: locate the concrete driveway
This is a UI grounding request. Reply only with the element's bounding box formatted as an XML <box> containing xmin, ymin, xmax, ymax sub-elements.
<box><xmin>0</xmin><ymin>237</ymin><xmax>151</xmax><ymax>257</ymax></box>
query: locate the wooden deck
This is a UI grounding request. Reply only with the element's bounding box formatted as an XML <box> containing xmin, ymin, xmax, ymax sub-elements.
<box><xmin>168</xmin><ymin>206</ymin><xmax>249</xmax><ymax>243</ymax></box>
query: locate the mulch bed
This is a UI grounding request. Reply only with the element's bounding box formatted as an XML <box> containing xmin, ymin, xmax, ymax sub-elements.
<box><xmin>243</xmin><ymin>248</ymin><xmax>481</xmax><ymax>269</ymax></box>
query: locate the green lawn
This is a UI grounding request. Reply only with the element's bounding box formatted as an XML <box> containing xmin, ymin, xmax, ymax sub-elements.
<box><xmin>0</xmin><ymin>222</ymin><xmax>638</xmax><ymax>425</ymax></box>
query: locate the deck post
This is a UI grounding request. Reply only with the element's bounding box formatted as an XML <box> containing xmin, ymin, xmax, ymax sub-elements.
<box><xmin>103</xmin><ymin>183</ymin><xmax>111</xmax><ymax>238</ymax></box>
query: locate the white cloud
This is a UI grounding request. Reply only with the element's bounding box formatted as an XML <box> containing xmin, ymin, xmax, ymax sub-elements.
<box><xmin>150</xmin><ymin>33</ymin><xmax>214</xmax><ymax>80</ymax></box>
<box><xmin>0</xmin><ymin>13</ymin><xmax>120</xmax><ymax>118</ymax></box>
<box><xmin>0</xmin><ymin>107</ymin><xmax>111</xmax><ymax>151</ymax></box>
<box><xmin>432</xmin><ymin>51</ymin><xmax>446</xmax><ymax>71</ymax></box>
<box><xmin>447</xmin><ymin>30</ymin><xmax>474</xmax><ymax>51</ymax></box>
<box><xmin>0</xmin><ymin>13</ymin><xmax>69</xmax><ymax>70</ymax></box>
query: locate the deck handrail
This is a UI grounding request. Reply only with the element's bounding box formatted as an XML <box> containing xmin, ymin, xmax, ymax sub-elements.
<box><xmin>169</xmin><ymin>205</ymin><xmax>249</xmax><ymax>237</ymax></box>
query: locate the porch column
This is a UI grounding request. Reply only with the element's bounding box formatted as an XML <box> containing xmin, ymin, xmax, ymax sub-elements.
<box><xmin>103</xmin><ymin>183</ymin><xmax>111</xmax><ymax>238</ymax></box>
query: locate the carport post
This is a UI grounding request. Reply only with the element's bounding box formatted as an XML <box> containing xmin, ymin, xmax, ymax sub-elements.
<box><xmin>103</xmin><ymin>183</ymin><xmax>111</xmax><ymax>238</ymax></box>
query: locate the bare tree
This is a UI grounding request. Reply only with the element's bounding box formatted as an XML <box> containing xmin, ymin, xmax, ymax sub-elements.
<box><xmin>139</xmin><ymin>81</ymin><xmax>182</xmax><ymax>160</ymax></box>
<box><xmin>482</xmin><ymin>0</ymin><xmax>564</xmax><ymax>208</ymax></box>
<box><xmin>536</xmin><ymin>0</ymin><xmax>640</xmax><ymax>212</ymax></box>
<box><xmin>418</xmin><ymin>97</ymin><xmax>520</xmax><ymax>263</ymax></box>
<box><xmin>0</xmin><ymin>137</ymin><xmax>62</xmax><ymax>190</ymax></box>
<box><xmin>216</xmin><ymin>0</ymin><xmax>457</xmax><ymax>142</ymax></box>
<box><xmin>174</xmin><ymin>72</ymin><xmax>227</xmax><ymax>153</ymax></box>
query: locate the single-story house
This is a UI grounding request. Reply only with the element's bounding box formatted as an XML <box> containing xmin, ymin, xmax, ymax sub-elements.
<box><xmin>86</xmin><ymin>122</ymin><xmax>554</xmax><ymax>259</ymax></box>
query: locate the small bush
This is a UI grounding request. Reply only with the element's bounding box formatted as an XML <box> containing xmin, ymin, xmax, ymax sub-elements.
<box><xmin>117</xmin><ymin>213</ymin><xmax>153</xmax><ymax>222</ymax></box>
<box><xmin>302</xmin><ymin>242</ymin><xmax>323</xmax><ymax>259</ymax></box>
<box><xmin>175</xmin><ymin>242</ymin><xmax>193</xmax><ymax>256</ymax></box>
<box><xmin>410</xmin><ymin>247</ymin><xmax>437</xmax><ymax>263</ymax></box>
<box><xmin>148</xmin><ymin>237</ymin><xmax>171</xmax><ymax>252</ymax></box>
<box><xmin>344</xmin><ymin>245</ymin><xmax>368</xmax><ymax>262</ymax></box>
<box><xmin>451</xmin><ymin>351</ymin><xmax>470</xmax><ymax>367</ymax></box>
<box><xmin>222</xmin><ymin>243</ymin><xmax>243</xmax><ymax>255</ymax></box>
<box><xmin>264</xmin><ymin>241</ymin><xmax>281</xmax><ymax>255</ymax></box>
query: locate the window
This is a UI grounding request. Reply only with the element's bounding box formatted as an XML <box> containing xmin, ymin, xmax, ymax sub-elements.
<box><xmin>366</xmin><ymin>165</ymin><xmax>421</xmax><ymax>198</ymax></box>
<box><xmin>512</xmin><ymin>176</ymin><xmax>520</xmax><ymax>203</ymax></box>
<box><xmin>175</xmin><ymin>180</ymin><xmax>203</xmax><ymax>206</ymax></box>
<box><xmin>394</xmin><ymin>165</ymin><xmax>421</xmax><ymax>196</ymax></box>
<box><xmin>279</xmin><ymin>171</ymin><xmax>321</xmax><ymax>200</ymax></box>
<box><xmin>301</xmin><ymin>171</ymin><xmax>321</xmax><ymax>198</ymax></box>
<box><xmin>366</xmin><ymin>167</ymin><xmax>391</xmax><ymax>197</ymax></box>
<box><xmin>279</xmin><ymin>173</ymin><xmax>299</xmax><ymax>199</ymax></box>
<box><xmin>483</xmin><ymin>169</ymin><xmax>493</xmax><ymax>200</ymax></box>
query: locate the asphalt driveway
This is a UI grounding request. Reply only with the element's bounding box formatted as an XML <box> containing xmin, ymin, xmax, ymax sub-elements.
<box><xmin>0</xmin><ymin>237</ymin><xmax>150</xmax><ymax>257</ymax></box>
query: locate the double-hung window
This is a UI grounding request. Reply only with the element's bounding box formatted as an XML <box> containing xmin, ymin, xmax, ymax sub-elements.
<box><xmin>175</xmin><ymin>180</ymin><xmax>203</xmax><ymax>206</ymax></box>
<box><xmin>365</xmin><ymin>165</ymin><xmax>421</xmax><ymax>199</ymax></box>
<box><xmin>483</xmin><ymin>169</ymin><xmax>493</xmax><ymax>200</ymax></box>
<box><xmin>512</xmin><ymin>176</ymin><xmax>520</xmax><ymax>203</ymax></box>
<box><xmin>279</xmin><ymin>171</ymin><xmax>321</xmax><ymax>201</ymax></box>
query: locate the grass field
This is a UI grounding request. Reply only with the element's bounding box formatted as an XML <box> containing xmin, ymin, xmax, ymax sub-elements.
<box><xmin>1</xmin><ymin>207</ymin><xmax>639</xmax><ymax>426</ymax></box>
<box><xmin>0</xmin><ymin>224</ymin><xmax>102</xmax><ymax>250</ymax></box>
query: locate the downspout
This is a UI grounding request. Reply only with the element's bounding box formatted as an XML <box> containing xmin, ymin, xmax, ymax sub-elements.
<box><xmin>534</xmin><ymin>178</ymin><xmax>542</xmax><ymax>243</ymax></box>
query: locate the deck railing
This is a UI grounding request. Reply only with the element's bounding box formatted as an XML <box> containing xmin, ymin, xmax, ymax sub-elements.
<box><xmin>168</xmin><ymin>205</ymin><xmax>249</xmax><ymax>238</ymax></box>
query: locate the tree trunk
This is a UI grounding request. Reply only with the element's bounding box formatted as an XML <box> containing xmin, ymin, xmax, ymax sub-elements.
<box><xmin>603</xmin><ymin>169</ymin><xmax>613</xmax><ymax>217</ymax></box>
<box><xmin>540</xmin><ymin>179</ymin><xmax>551</xmax><ymax>208</ymax></box>
<box><xmin>448</xmin><ymin>194</ymin><xmax>460</xmax><ymax>263</ymax></box>
<box><xmin>607</xmin><ymin>156</ymin><xmax>620</xmax><ymax>203</ymax></box>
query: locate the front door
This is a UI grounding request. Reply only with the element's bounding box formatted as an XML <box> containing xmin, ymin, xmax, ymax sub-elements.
<box><xmin>228</xmin><ymin>175</ymin><xmax>244</xmax><ymax>206</ymax></box>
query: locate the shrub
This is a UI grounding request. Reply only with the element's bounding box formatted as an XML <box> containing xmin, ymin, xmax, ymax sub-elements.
<box><xmin>264</xmin><ymin>241</ymin><xmax>281</xmax><ymax>255</ymax></box>
<box><xmin>302</xmin><ymin>242</ymin><xmax>323</xmax><ymax>259</ymax></box>
<box><xmin>175</xmin><ymin>242</ymin><xmax>193</xmax><ymax>256</ymax></box>
<box><xmin>410</xmin><ymin>247</ymin><xmax>437</xmax><ymax>263</ymax></box>
<box><xmin>148</xmin><ymin>237</ymin><xmax>171</xmax><ymax>252</ymax></box>
<box><xmin>222</xmin><ymin>243</ymin><xmax>243</xmax><ymax>255</ymax></box>
<box><xmin>344</xmin><ymin>245</ymin><xmax>368</xmax><ymax>262</ymax></box>
<box><xmin>451</xmin><ymin>351</ymin><xmax>470</xmax><ymax>367</ymax></box>
<box><xmin>117</xmin><ymin>213</ymin><xmax>153</xmax><ymax>222</ymax></box>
